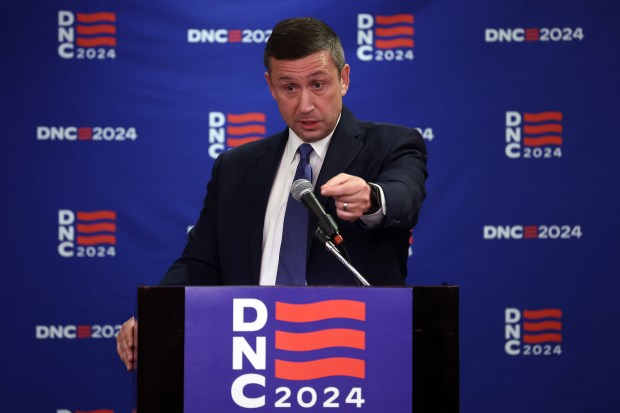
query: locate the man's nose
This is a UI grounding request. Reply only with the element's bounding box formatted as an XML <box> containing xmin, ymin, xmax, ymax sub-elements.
<box><xmin>299</xmin><ymin>89</ymin><xmax>315</xmax><ymax>113</ymax></box>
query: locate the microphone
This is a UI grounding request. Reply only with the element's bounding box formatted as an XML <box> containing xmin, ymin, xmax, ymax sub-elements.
<box><xmin>291</xmin><ymin>179</ymin><xmax>367</xmax><ymax>285</ymax></box>
<box><xmin>291</xmin><ymin>179</ymin><xmax>344</xmax><ymax>246</ymax></box>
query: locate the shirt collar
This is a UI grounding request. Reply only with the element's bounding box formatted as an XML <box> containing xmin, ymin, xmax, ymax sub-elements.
<box><xmin>284</xmin><ymin>114</ymin><xmax>341</xmax><ymax>164</ymax></box>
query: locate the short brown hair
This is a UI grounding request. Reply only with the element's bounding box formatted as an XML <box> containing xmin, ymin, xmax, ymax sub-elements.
<box><xmin>264</xmin><ymin>17</ymin><xmax>346</xmax><ymax>74</ymax></box>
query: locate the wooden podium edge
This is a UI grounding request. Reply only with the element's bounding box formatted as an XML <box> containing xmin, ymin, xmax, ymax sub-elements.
<box><xmin>137</xmin><ymin>286</ymin><xmax>185</xmax><ymax>411</ymax></box>
<box><xmin>413</xmin><ymin>285</ymin><xmax>459</xmax><ymax>412</ymax></box>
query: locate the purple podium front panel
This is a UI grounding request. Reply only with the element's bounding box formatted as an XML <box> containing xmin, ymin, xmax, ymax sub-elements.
<box><xmin>185</xmin><ymin>286</ymin><xmax>413</xmax><ymax>412</ymax></box>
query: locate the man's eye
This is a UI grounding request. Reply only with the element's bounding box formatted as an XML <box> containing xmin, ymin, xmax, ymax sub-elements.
<box><xmin>313</xmin><ymin>82</ymin><xmax>323</xmax><ymax>89</ymax></box>
<box><xmin>285</xmin><ymin>85</ymin><xmax>296</xmax><ymax>92</ymax></box>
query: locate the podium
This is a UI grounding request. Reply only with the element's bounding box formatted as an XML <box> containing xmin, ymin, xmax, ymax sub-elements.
<box><xmin>137</xmin><ymin>286</ymin><xmax>458</xmax><ymax>412</ymax></box>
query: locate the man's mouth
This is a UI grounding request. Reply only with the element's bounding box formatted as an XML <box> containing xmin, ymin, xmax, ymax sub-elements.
<box><xmin>299</xmin><ymin>120</ymin><xmax>320</xmax><ymax>128</ymax></box>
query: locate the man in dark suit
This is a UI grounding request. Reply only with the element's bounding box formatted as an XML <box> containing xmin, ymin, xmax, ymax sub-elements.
<box><xmin>160</xmin><ymin>105</ymin><xmax>426</xmax><ymax>286</ymax></box>
<box><xmin>117</xmin><ymin>17</ymin><xmax>427</xmax><ymax>370</ymax></box>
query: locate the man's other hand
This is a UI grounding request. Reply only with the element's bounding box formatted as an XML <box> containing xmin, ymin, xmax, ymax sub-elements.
<box><xmin>116</xmin><ymin>316</ymin><xmax>137</xmax><ymax>371</ymax></box>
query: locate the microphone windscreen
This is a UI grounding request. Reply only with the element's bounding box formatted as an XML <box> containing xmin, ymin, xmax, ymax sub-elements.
<box><xmin>291</xmin><ymin>179</ymin><xmax>313</xmax><ymax>201</ymax></box>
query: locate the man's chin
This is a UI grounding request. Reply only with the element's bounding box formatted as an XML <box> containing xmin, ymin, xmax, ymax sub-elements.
<box><xmin>298</xmin><ymin>134</ymin><xmax>325</xmax><ymax>143</ymax></box>
<box><xmin>294</xmin><ymin>128</ymin><xmax>326</xmax><ymax>143</ymax></box>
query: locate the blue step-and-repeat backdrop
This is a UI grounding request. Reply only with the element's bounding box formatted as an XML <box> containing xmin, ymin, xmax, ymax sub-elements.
<box><xmin>2</xmin><ymin>0</ymin><xmax>619</xmax><ymax>412</ymax></box>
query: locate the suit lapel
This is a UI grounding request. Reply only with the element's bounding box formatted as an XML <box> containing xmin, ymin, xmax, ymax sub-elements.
<box><xmin>248</xmin><ymin>130</ymin><xmax>288</xmax><ymax>284</ymax></box>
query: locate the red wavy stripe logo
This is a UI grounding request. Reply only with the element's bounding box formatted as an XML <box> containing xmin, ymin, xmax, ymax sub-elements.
<box><xmin>276</xmin><ymin>300</ymin><xmax>365</xmax><ymax>322</ymax></box>
<box><xmin>227</xmin><ymin>137</ymin><xmax>262</xmax><ymax>147</ymax></box>
<box><xmin>76</xmin><ymin>12</ymin><xmax>116</xmax><ymax>23</ymax></box>
<box><xmin>77</xmin><ymin>211</ymin><xmax>116</xmax><ymax>221</ymax></box>
<box><xmin>224</xmin><ymin>113</ymin><xmax>265</xmax><ymax>147</ymax></box>
<box><xmin>77</xmin><ymin>235</ymin><xmax>117</xmax><ymax>245</ymax></box>
<box><xmin>523</xmin><ymin>124</ymin><xmax>562</xmax><ymax>134</ymax></box>
<box><xmin>523</xmin><ymin>309</ymin><xmax>562</xmax><ymax>319</ymax></box>
<box><xmin>375</xmin><ymin>39</ymin><xmax>414</xmax><ymax>49</ymax></box>
<box><xmin>226</xmin><ymin>125</ymin><xmax>266</xmax><ymax>136</ymax></box>
<box><xmin>523</xmin><ymin>321</ymin><xmax>562</xmax><ymax>332</ymax></box>
<box><xmin>77</xmin><ymin>325</ymin><xmax>92</xmax><ymax>338</ymax></box>
<box><xmin>526</xmin><ymin>29</ymin><xmax>540</xmax><ymax>41</ymax></box>
<box><xmin>77</xmin><ymin>37</ymin><xmax>117</xmax><ymax>47</ymax></box>
<box><xmin>227</xmin><ymin>113</ymin><xmax>266</xmax><ymax>123</ymax></box>
<box><xmin>375</xmin><ymin>26</ymin><xmax>414</xmax><ymax>37</ymax></box>
<box><xmin>228</xmin><ymin>30</ymin><xmax>242</xmax><ymax>42</ymax></box>
<box><xmin>523</xmin><ymin>112</ymin><xmax>562</xmax><ymax>123</ymax></box>
<box><xmin>275</xmin><ymin>357</ymin><xmax>365</xmax><ymax>380</ymax></box>
<box><xmin>524</xmin><ymin>225</ymin><xmax>538</xmax><ymax>238</ymax></box>
<box><xmin>523</xmin><ymin>136</ymin><xmax>562</xmax><ymax>146</ymax></box>
<box><xmin>523</xmin><ymin>333</ymin><xmax>562</xmax><ymax>344</ymax></box>
<box><xmin>78</xmin><ymin>127</ymin><xmax>92</xmax><ymax>140</ymax></box>
<box><xmin>275</xmin><ymin>328</ymin><xmax>365</xmax><ymax>351</ymax></box>
<box><xmin>376</xmin><ymin>14</ymin><xmax>414</xmax><ymax>25</ymax></box>
<box><xmin>77</xmin><ymin>25</ymin><xmax>116</xmax><ymax>35</ymax></box>
<box><xmin>77</xmin><ymin>223</ymin><xmax>117</xmax><ymax>233</ymax></box>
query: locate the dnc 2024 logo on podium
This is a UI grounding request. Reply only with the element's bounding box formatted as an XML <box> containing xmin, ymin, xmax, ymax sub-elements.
<box><xmin>184</xmin><ymin>287</ymin><xmax>413</xmax><ymax>412</ymax></box>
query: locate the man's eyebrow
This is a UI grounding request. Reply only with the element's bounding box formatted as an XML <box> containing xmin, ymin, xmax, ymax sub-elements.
<box><xmin>275</xmin><ymin>71</ymin><xmax>330</xmax><ymax>82</ymax></box>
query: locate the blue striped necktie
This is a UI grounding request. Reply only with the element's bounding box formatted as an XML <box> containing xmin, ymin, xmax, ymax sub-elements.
<box><xmin>276</xmin><ymin>143</ymin><xmax>314</xmax><ymax>285</ymax></box>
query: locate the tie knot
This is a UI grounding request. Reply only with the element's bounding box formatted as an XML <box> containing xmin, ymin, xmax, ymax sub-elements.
<box><xmin>298</xmin><ymin>143</ymin><xmax>313</xmax><ymax>163</ymax></box>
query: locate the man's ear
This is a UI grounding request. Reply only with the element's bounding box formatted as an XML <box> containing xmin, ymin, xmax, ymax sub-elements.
<box><xmin>340</xmin><ymin>64</ymin><xmax>351</xmax><ymax>96</ymax></box>
<box><xmin>264</xmin><ymin>72</ymin><xmax>276</xmax><ymax>99</ymax></box>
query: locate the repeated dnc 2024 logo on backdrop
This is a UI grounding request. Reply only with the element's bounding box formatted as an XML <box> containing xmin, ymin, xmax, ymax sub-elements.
<box><xmin>58</xmin><ymin>210</ymin><xmax>117</xmax><ymax>258</ymax></box>
<box><xmin>505</xmin><ymin>111</ymin><xmax>563</xmax><ymax>159</ymax></box>
<box><xmin>188</xmin><ymin>24</ymin><xmax>271</xmax><ymax>44</ymax></box>
<box><xmin>58</xmin><ymin>10</ymin><xmax>117</xmax><ymax>59</ymax></box>
<box><xmin>36</xmin><ymin>323</ymin><xmax>121</xmax><ymax>340</ymax></box>
<box><xmin>483</xmin><ymin>224</ymin><xmax>583</xmax><ymax>240</ymax></box>
<box><xmin>356</xmin><ymin>13</ymin><xmax>415</xmax><ymax>62</ymax></box>
<box><xmin>504</xmin><ymin>308</ymin><xmax>562</xmax><ymax>356</ymax></box>
<box><xmin>485</xmin><ymin>26</ymin><xmax>584</xmax><ymax>43</ymax></box>
<box><xmin>37</xmin><ymin>126</ymin><xmax>138</xmax><ymax>142</ymax></box>
<box><xmin>186</xmin><ymin>11</ymin><xmax>417</xmax><ymax>63</ymax></box>
<box><xmin>208</xmin><ymin>112</ymin><xmax>267</xmax><ymax>159</ymax></box>
<box><xmin>487</xmin><ymin>24</ymin><xmax>584</xmax><ymax>161</ymax></box>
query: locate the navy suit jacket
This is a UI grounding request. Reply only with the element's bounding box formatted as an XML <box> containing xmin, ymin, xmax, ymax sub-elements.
<box><xmin>160</xmin><ymin>107</ymin><xmax>427</xmax><ymax>286</ymax></box>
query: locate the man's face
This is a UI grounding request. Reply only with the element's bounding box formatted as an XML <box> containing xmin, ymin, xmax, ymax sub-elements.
<box><xmin>265</xmin><ymin>51</ymin><xmax>350</xmax><ymax>143</ymax></box>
